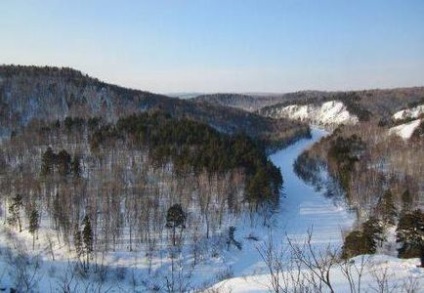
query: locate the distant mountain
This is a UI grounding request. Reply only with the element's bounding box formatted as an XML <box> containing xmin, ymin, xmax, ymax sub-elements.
<box><xmin>193</xmin><ymin>93</ymin><xmax>283</xmax><ymax>112</ymax></box>
<box><xmin>0</xmin><ymin>65</ymin><xmax>309</xmax><ymax>146</ymax></box>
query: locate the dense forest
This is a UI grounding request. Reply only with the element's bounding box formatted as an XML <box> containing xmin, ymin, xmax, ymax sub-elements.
<box><xmin>0</xmin><ymin>111</ymin><xmax>284</xmax><ymax>259</ymax></box>
<box><xmin>0</xmin><ymin>65</ymin><xmax>310</xmax><ymax>147</ymax></box>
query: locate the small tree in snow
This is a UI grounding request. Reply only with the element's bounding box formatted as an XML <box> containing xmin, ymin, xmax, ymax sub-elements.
<box><xmin>74</xmin><ymin>215</ymin><xmax>94</xmax><ymax>272</ymax></box>
<box><xmin>29</xmin><ymin>207</ymin><xmax>40</xmax><ymax>250</ymax></box>
<box><xmin>166</xmin><ymin>204</ymin><xmax>186</xmax><ymax>246</ymax></box>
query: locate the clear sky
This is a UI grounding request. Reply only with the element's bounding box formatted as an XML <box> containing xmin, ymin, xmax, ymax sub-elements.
<box><xmin>1</xmin><ymin>0</ymin><xmax>423</xmax><ymax>93</ymax></box>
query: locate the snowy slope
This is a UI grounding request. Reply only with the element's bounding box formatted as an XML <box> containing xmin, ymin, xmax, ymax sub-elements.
<box><xmin>210</xmin><ymin>254</ymin><xmax>424</xmax><ymax>292</ymax></box>
<box><xmin>268</xmin><ymin>101</ymin><xmax>358</xmax><ymax>126</ymax></box>
<box><xmin>389</xmin><ymin>119</ymin><xmax>422</xmax><ymax>139</ymax></box>
<box><xmin>393</xmin><ymin>104</ymin><xmax>424</xmax><ymax>120</ymax></box>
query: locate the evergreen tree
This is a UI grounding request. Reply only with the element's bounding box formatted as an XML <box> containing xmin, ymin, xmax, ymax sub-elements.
<box><xmin>82</xmin><ymin>215</ymin><xmax>93</xmax><ymax>271</ymax></box>
<box><xmin>57</xmin><ymin>149</ymin><xmax>72</xmax><ymax>176</ymax></box>
<box><xmin>166</xmin><ymin>204</ymin><xmax>186</xmax><ymax>246</ymax></box>
<box><xmin>397</xmin><ymin>210</ymin><xmax>424</xmax><ymax>263</ymax></box>
<box><xmin>342</xmin><ymin>217</ymin><xmax>382</xmax><ymax>259</ymax></box>
<box><xmin>7</xmin><ymin>194</ymin><xmax>23</xmax><ymax>232</ymax></box>
<box><xmin>74</xmin><ymin>224</ymin><xmax>83</xmax><ymax>261</ymax></box>
<box><xmin>71</xmin><ymin>155</ymin><xmax>82</xmax><ymax>178</ymax></box>
<box><xmin>377</xmin><ymin>190</ymin><xmax>397</xmax><ymax>226</ymax></box>
<box><xmin>41</xmin><ymin>147</ymin><xmax>55</xmax><ymax>176</ymax></box>
<box><xmin>73</xmin><ymin>216</ymin><xmax>94</xmax><ymax>272</ymax></box>
<box><xmin>29</xmin><ymin>207</ymin><xmax>40</xmax><ymax>250</ymax></box>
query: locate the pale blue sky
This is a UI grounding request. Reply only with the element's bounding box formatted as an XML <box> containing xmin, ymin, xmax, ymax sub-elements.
<box><xmin>1</xmin><ymin>0</ymin><xmax>423</xmax><ymax>93</ymax></box>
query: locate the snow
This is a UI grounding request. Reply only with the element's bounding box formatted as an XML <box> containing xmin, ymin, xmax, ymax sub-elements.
<box><xmin>1</xmin><ymin>128</ymin><xmax>423</xmax><ymax>292</ymax></box>
<box><xmin>393</xmin><ymin>104</ymin><xmax>424</xmax><ymax>120</ymax></box>
<box><xmin>210</xmin><ymin>254</ymin><xmax>424</xmax><ymax>292</ymax></box>
<box><xmin>271</xmin><ymin>101</ymin><xmax>358</xmax><ymax>126</ymax></box>
<box><xmin>389</xmin><ymin>119</ymin><xmax>422</xmax><ymax>140</ymax></box>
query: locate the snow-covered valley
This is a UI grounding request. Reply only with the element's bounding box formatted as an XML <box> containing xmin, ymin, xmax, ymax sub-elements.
<box><xmin>1</xmin><ymin>128</ymin><xmax>423</xmax><ymax>292</ymax></box>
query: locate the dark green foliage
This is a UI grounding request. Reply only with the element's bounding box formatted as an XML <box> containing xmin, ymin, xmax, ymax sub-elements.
<box><xmin>71</xmin><ymin>155</ymin><xmax>82</xmax><ymax>178</ymax></box>
<box><xmin>82</xmin><ymin>215</ymin><xmax>93</xmax><ymax>259</ymax></box>
<box><xmin>29</xmin><ymin>208</ymin><xmax>40</xmax><ymax>249</ymax></box>
<box><xmin>362</xmin><ymin>216</ymin><xmax>384</xmax><ymax>248</ymax></box>
<box><xmin>376</xmin><ymin>190</ymin><xmax>397</xmax><ymax>226</ymax></box>
<box><xmin>41</xmin><ymin>148</ymin><xmax>79</xmax><ymax>177</ymax></box>
<box><xmin>41</xmin><ymin>147</ymin><xmax>55</xmax><ymax>176</ymax></box>
<box><xmin>74</xmin><ymin>224</ymin><xmax>83</xmax><ymax>262</ymax></box>
<box><xmin>342</xmin><ymin>217</ymin><xmax>382</xmax><ymax>259</ymax></box>
<box><xmin>327</xmin><ymin>134</ymin><xmax>365</xmax><ymax>192</ymax></box>
<box><xmin>7</xmin><ymin>194</ymin><xmax>23</xmax><ymax>232</ymax></box>
<box><xmin>95</xmin><ymin>112</ymin><xmax>283</xmax><ymax>205</ymax></box>
<box><xmin>74</xmin><ymin>215</ymin><xmax>94</xmax><ymax>272</ymax></box>
<box><xmin>166</xmin><ymin>204</ymin><xmax>186</xmax><ymax>246</ymax></box>
<box><xmin>64</xmin><ymin>117</ymin><xmax>85</xmax><ymax>132</ymax></box>
<box><xmin>57</xmin><ymin>150</ymin><xmax>72</xmax><ymax>176</ymax></box>
<box><xmin>397</xmin><ymin>210</ymin><xmax>424</xmax><ymax>259</ymax></box>
<box><xmin>166</xmin><ymin>204</ymin><xmax>186</xmax><ymax>229</ymax></box>
<box><xmin>342</xmin><ymin>231</ymin><xmax>375</xmax><ymax>259</ymax></box>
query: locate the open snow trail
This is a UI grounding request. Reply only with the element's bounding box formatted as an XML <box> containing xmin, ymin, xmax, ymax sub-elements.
<box><xmin>208</xmin><ymin>128</ymin><xmax>356</xmax><ymax>291</ymax></box>
<box><xmin>269</xmin><ymin>128</ymin><xmax>354</xmax><ymax>245</ymax></box>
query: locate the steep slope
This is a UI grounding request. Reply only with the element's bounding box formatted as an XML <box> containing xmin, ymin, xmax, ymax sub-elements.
<box><xmin>0</xmin><ymin>65</ymin><xmax>309</xmax><ymax>145</ymax></box>
<box><xmin>389</xmin><ymin>119</ymin><xmax>422</xmax><ymax>139</ymax></box>
<box><xmin>260</xmin><ymin>100</ymin><xmax>359</xmax><ymax>126</ymax></box>
<box><xmin>393</xmin><ymin>104</ymin><xmax>424</xmax><ymax>121</ymax></box>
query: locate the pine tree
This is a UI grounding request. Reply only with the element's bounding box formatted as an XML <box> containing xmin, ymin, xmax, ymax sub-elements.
<box><xmin>71</xmin><ymin>155</ymin><xmax>82</xmax><ymax>178</ymax></box>
<box><xmin>82</xmin><ymin>215</ymin><xmax>93</xmax><ymax>272</ymax></box>
<box><xmin>57</xmin><ymin>149</ymin><xmax>72</xmax><ymax>176</ymax></box>
<box><xmin>7</xmin><ymin>194</ymin><xmax>23</xmax><ymax>232</ymax></box>
<box><xmin>377</xmin><ymin>190</ymin><xmax>397</xmax><ymax>226</ymax></box>
<box><xmin>166</xmin><ymin>204</ymin><xmax>186</xmax><ymax>246</ymax></box>
<box><xmin>41</xmin><ymin>147</ymin><xmax>55</xmax><ymax>176</ymax></box>
<box><xmin>397</xmin><ymin>209</ymin><xmax>424</xmax><ymax>263</ymax></box>
<box><xmin>29</xmin><ymin>207</ymin><xmax>40</xmax><ymax>250</ymax></box>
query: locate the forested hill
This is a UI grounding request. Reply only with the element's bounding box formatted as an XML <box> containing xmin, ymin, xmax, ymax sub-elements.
<box><xmin>0</xmin><ymin>65</ymin><xmax>309</xmax><ymax>146</ymax></box>
<box><xmin>193</xmin><ymin>93</ymin><xmax>282</xmax><ymax>112</ymax></box>
<box><xmin>194</xmin><ymin>88</ymin><xmax>424</xmax><ymax>123</ymax></box>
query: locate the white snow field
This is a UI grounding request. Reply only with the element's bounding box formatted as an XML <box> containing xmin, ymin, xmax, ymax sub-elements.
<box><xmin>1</xmin><ymin>128</ymin><xmax>423</xmax><ymax>292</ymax></box>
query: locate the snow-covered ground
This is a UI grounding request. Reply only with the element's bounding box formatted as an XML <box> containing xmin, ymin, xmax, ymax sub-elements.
<box><xmin>210</xmin><ymin>254</ymin><xmax>424</xmax><ymax>292</ymax></box>
<box><xmin>1</xmin><ymin>128</ymin><xmax>423</xmax><ymax>292</ymax></box>
<box><xmin>393</xmin><ymin>104</ymin><xmax>424</xmax><ymax>121</ymax></box>
<box><xmin>267</xmin><ymin>101</ymin><xmax>358</xmax><ymax>126</ymax></box>
<box><xmin>389</xmin><ymin>119</ymin><xmax>422</xmax><ymax>140</ymax></box>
